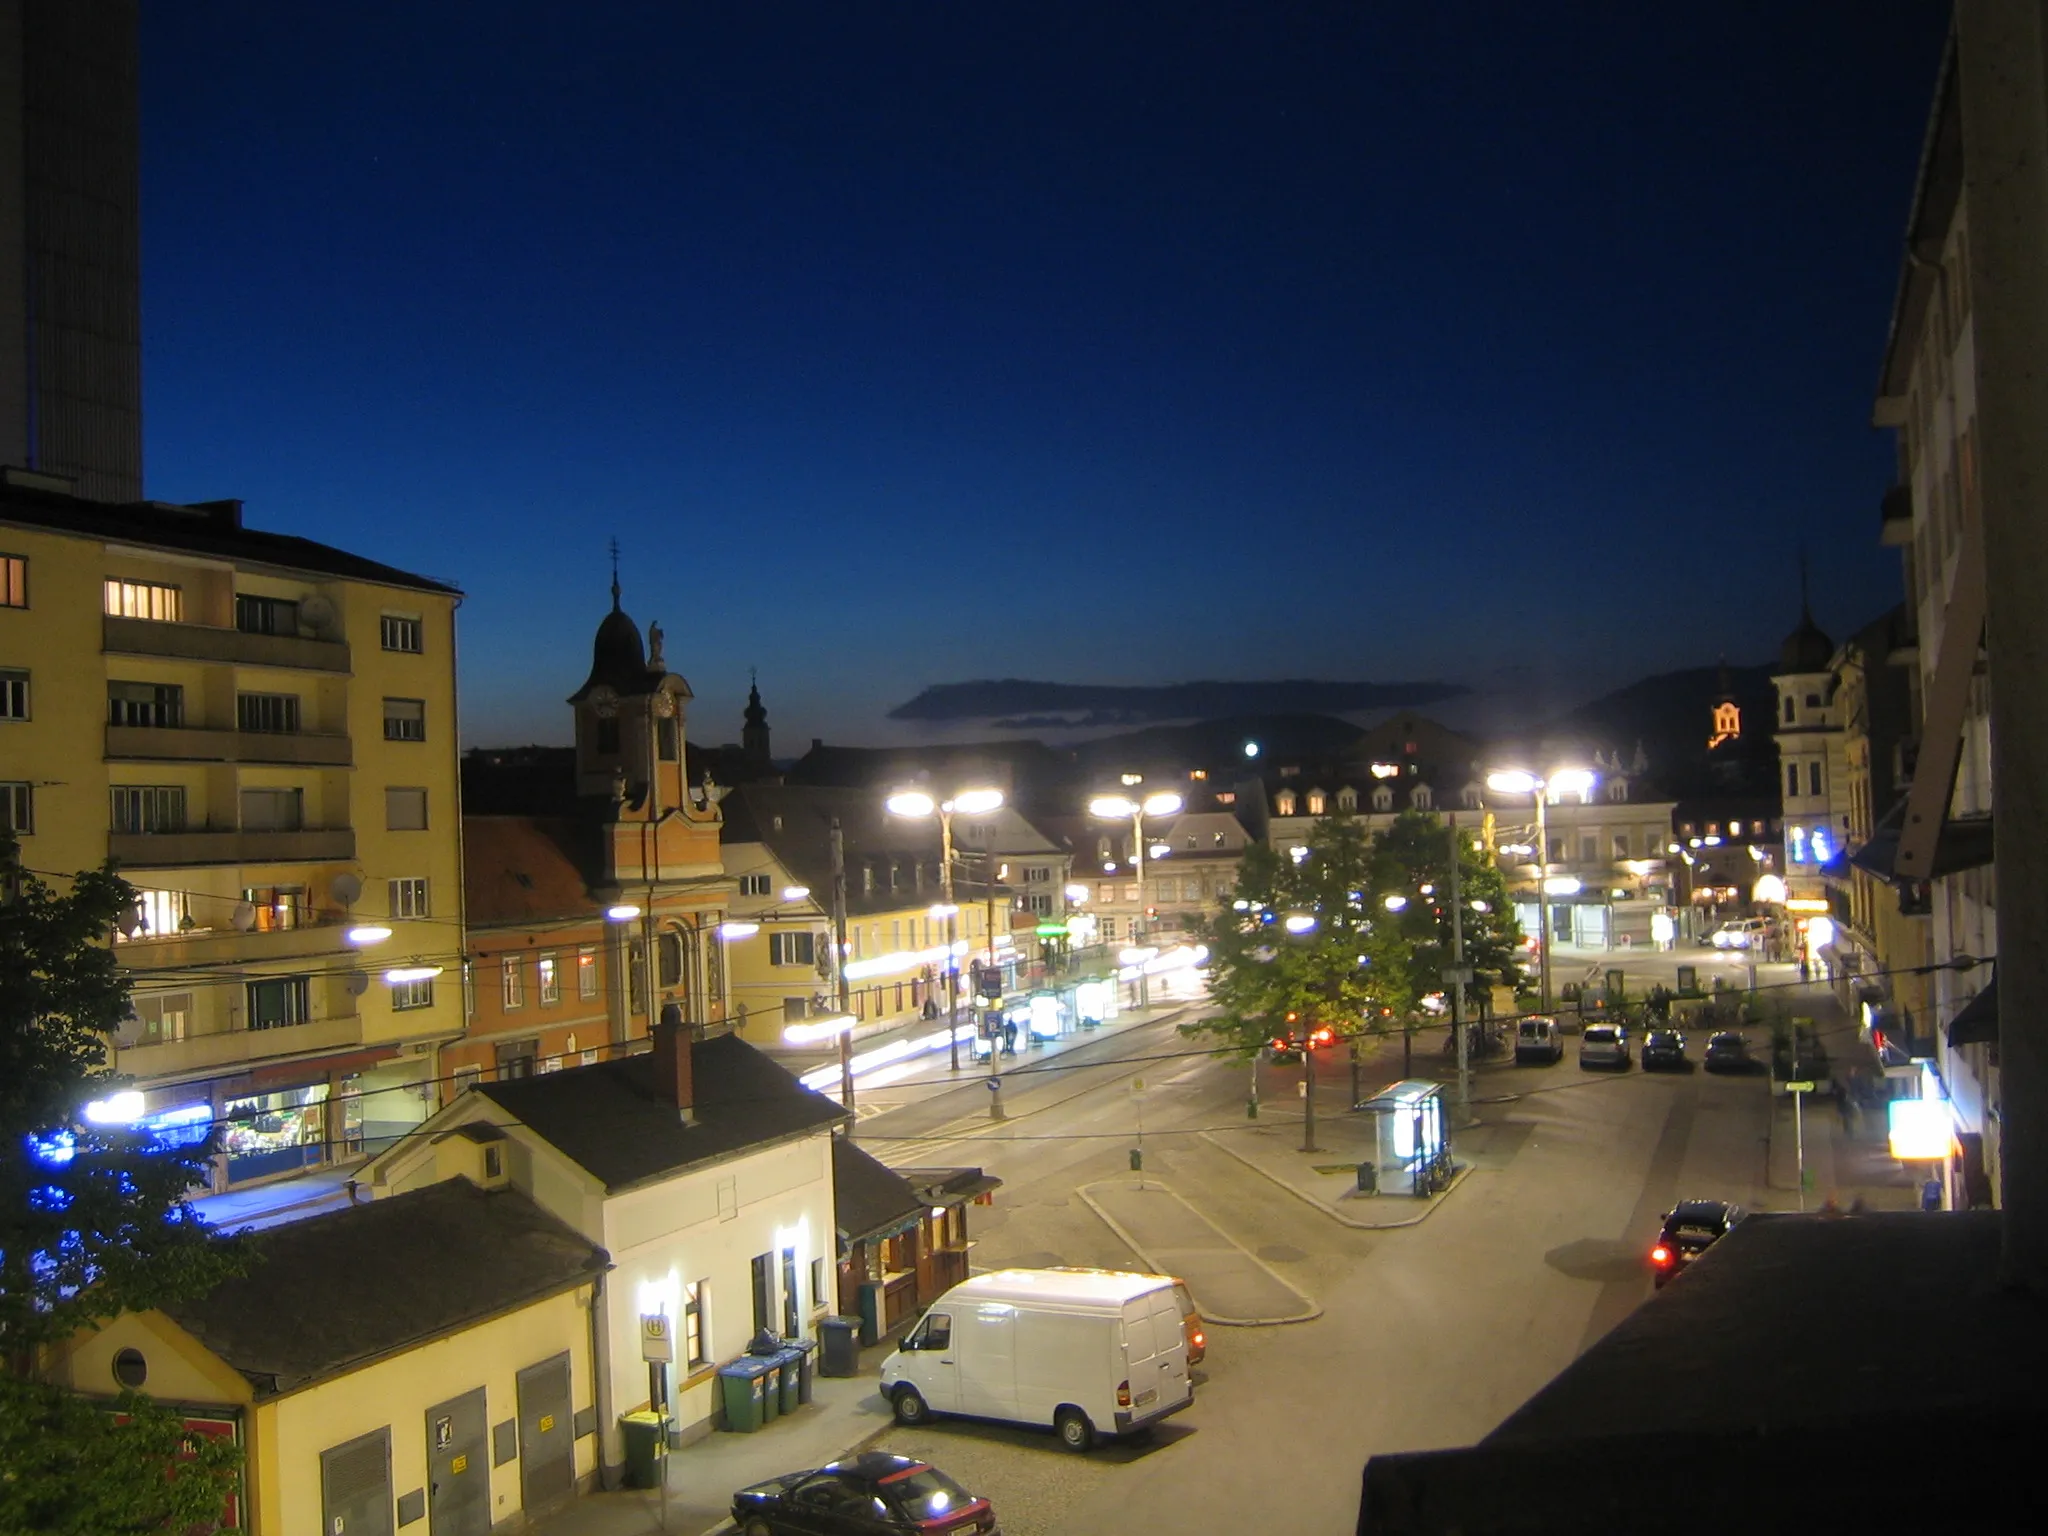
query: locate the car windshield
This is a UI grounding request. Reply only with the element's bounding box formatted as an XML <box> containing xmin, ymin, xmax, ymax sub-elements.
<box><xmin>884</xmin><ymin>1467</ymin><xmax>973</xmax><ymax>1521</ymax></box>
<box><xmin>1648</xmin><ymin>1032</ymin><xmax>1677</xmax><ymax>1046</ymax></box>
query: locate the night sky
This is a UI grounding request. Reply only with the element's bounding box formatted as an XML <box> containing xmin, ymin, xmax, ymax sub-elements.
<box><xmin>137</xmin><ymin>2</ymin><xmax>1949</xmax><ymax>750</ymax></box>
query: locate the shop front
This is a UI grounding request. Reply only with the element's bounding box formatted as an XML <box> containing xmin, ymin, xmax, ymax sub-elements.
<box><xmin>209</xmin><ymin>1048</ymin><xmax>402</xmax><ymax>1189</ymax></box>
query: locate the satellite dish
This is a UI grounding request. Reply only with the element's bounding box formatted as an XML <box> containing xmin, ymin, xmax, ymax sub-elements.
<box><xmin>299</xmin><ymin>592</ymin><xmax>338</xmax><ymax>637</ymax></box>
<box><xmin>344</xmin><ymin>969</ymin><xmax>369</xmax><ymax>998</ymax></box>
<box><xmin>230</xmin><ymin>901</ymin><xmax>258</xmax><ymax>933</ymax></box>
<box><xmin>330</xmin><ymin>872</ymin><xmax>363</xmax><ymax>908</ymax></box>
<box><xmin>117</xmin><ymin>904</ymin><xmax>143</xmax><ymax>938</ymax></box>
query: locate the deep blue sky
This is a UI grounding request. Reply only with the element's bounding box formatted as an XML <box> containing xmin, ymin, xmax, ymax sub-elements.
<box><xmin>137</xmin><ymin>2</ymin><xmax>1949</xmax><ymax>749</ymax></box>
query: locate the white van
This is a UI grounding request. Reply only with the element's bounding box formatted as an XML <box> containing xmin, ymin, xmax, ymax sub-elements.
<box><xmin>879</xmin><ymin>1268</ymin><xmax>1193</xmax><ymax>1451</ymax></box>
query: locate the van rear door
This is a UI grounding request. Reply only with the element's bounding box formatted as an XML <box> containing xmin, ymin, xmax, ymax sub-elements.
<box><xmin>1119</xmin><ymin>1288</ymin><xmax>1191</xmax><ymax>1426</ymax></box>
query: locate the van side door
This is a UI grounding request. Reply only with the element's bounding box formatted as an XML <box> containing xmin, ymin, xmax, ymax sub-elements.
<box><xmin>954</xmin><ymin>1302</ymin><xmax>1019</xmax><ymax>1422</ymax></box>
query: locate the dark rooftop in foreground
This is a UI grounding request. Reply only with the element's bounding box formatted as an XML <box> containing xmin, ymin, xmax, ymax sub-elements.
<box><xmin>164</xmin><ymin>1180</ymin><xmax>606</xmax><ymax>1399</ymax></box>
<box><xmin>832</xmin><ymin>1138</ymin><xmax>925</xmax><ymax>1243</ymax></box>
<box><xmin>477</xmin><ymin>1031</ymin><xmax>847</xmax><ymax>1192</ymax></box>
<box><xmin>1359</xmin><ymin>1211</ymin><xmax>2048</xmax><ymax>1533</ymax></box>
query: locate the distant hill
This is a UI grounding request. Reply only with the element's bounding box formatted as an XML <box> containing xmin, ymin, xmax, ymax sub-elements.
<box><xmin>887</xmin><ymin>677</ymin><xmax>1466</xmax><ymax>724</ymax></box>
<box><xmin>1533</xmin><ymin>663</ymin><xmax>1780</xmax><ymax>800</ymax></box>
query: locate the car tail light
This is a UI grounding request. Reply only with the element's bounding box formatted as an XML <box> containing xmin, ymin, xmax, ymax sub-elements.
<box><xmin>1650</xmin><ymin>1244</ymin><xmax>1672</xmax><ymax>1265</ymax></box>
<box><xmin>1191</xmin><ymin>1330</ymin><xmax>1205</xmax><ymax>1349</ymax></box>
<box><xmin>1116</xmin><ymin>1379</ymin><xmax>1131</xmax><ymax>1407</ymax></box>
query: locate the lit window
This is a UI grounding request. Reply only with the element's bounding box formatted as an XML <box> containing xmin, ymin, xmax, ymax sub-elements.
<box><xmin>0</xmin><ymin>554</ymin><xmax>24</xmax><ymax>608</ymax></box>
<box><xmin>577</xmin><ymin>945</ymin><xmax>599</xmax><ymax>999</ymax></box>
<box><xmin>390</xmin><ymin>977</ymin><xmax>435</xmax><ymax>1010</ymax></box>
<box><xmin>103</xmin><ymin>579</ymin><xmax>182</xmax><ymax>622</ymax></box>
<box><xmin>502</xmin><ymin>956</ymin><xmax>526</xmax><ymax>1010</ymax></box>
<box><xmin>538</xmin><ymin>952</ymin><xmax>561</xmax><ymax>1005</ymax></box>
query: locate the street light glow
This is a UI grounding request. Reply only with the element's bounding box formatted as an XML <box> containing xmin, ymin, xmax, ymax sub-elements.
<box><xmin>781</xmin><ymin>885</ymin><xmax>811</xmax><ymax>901</ymax></box>
<box><xmin>1064</xmin><ymin>883</ymin><xmax>1090</xmax><ymax>902</ymax></box>
<box><xmin>1486</xmin><ymin>770</ymin><xmax>1540</xmax><ymax>795</ymax></box>
<box><xmin>605</xmin><ymin>903</ymin><xmax>641</xmax><ymax>922</ymax></box>
<box><xmin>1141</xmin><ymin>791</ymin><xmax>1183</xmax><ymax>817</ymax></box>
<box><xmin>1383</xmin><ymin>894</ymin><xmax>1408</xmax><ymax>912</ymax></box>
<box><xmin>951</xmin><ymin>788</ymin><xmax>1005</xmax><ymax>815</ymax></box>
<box><xmin>1090</xmin><ymin>794</ymin><xmax>1137</xmax><ymax>819</ymax></box>
<box><xmin>345</xmin><ymin>924</ymin><xmax>392</xmax><ymax>946</ymax></box>
<box><xmin>1284</xmin><ymin>913</ymin><xmax>1318</xmax><ymax>933</ymax></box>
<box><xmin>1549</xmin><ymin>768</ymin><xmax>1596</xmax><ymax>798</ymax></box>
<box><xmin>885</xmin><ymin>790</ymin><xmax>936</xmax><ymax>819</ymax></box>
<box><xmin>718</xmin><ymin>921</ymin><xmax>760</xmax><ymax>939</ymax></box>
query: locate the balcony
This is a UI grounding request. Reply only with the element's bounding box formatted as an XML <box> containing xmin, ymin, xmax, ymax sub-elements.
<box><xmin>115</xmin><ymin>1012</ymin><xmax>364</xmax><ymax>1083</ymax></box>
<box><xmin>117</xmin><ymin>920</ymin><xmax>359</xmax><ymax>968</ymax></box>
<box><xmin>105</xmin><ymin>724</ymin><xmax>353</xmax><ymax>766</ymax></box>
<box><xmin>108</xmin><ymin>827</ymin><xmax>356</xmax><ymax>868</ymax></box>
<box><xmin>103</xmin><ymin>614</ymin><xmax>351</xmax><ymax>673</ymax></box>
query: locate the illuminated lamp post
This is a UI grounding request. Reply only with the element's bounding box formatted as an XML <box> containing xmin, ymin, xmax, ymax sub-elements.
<box><xmin>1088</xmin><ymin>786</ymin><xmax>1185</xmax><ymax>1010</ymax></box>
<box><xmin>887</xmin><ymin>787</ymin><xmax>1005</xmax><ymax>1071</ymax></box>
<box><xmin>1485</xmin><ymin>768</ymin><xmax>1595</xmax><ymax>1016</ymax></box>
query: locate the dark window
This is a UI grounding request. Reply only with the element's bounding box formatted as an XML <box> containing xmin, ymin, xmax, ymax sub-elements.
<box><xmin>108</xmin><ymin>681</ymin><xmax>183</xmax><ymax>728</ymax></box>
<box><xmin>657</xmin><ymin>714</ymin><xmax>678</xmax><ymax>761</ymax></box>
<box><xmin>739</xmin><ymin>874</ymin><xmax>772</xmax><ymax>896</ymax></box>
<box><xmin>1783</xmin><ymin>696</ymin><xmax>1796</xmax><ymax>722</ymax></box>
<box><xmin>1787</xmin><ymin>764</ymin><xmax>1800</xmax><ymax>798</ymax></box>
<box><xmin>782</xmin><ymin>1246</ymin><xmax>799</xmax><ymax>1335</ymax></box>
<box><xmin>496</xmin><ymin>1041</ymin><xmax>537</xmax><ymax>1079</ymax></box>
<box><xmin>1809</xmin><ymin>761</ymin><xmax>1823</xmax><ymax>797</ymax></box>
<box><xmin>907</xmin><ymin>1311</ymin><xmax>952</xmax><ymax>1351</ymax></box>
<box><xmin>595</xmin><ymin>718</ymin><xmax>620</xmax><ymax>755</ymax></box>
<box><xmin>769</xmin><ymin>931</ymin><xmax>816</xmax><ymax>967</ymax></box>
<box><xmin>110</xmin><ymin>785</ymin><xmax>185</xmax><ymax>833</ymax></box>
<box><xmin>751</xmin><ymin>1253</ymin><xmax>774</xmax><ymax>1335</ymax></box>
<box><xmin>0</xmin><ymin>669</ymin><xmax>27</xmax><ymax>720</ymax></box>
<box><xmin>380</xmin><ymin>614</ymin><xmax>423</xmax><ymax>652</ymax></box>
<box><xmin>658</xmin><ymin>930</ymin><xmax>685</xmax><ymax>988</ymax></box>
<box><xmin>237</xmin><ymin>692</ymin><xmax>300</xmax><ymax>733</ymax></box>
<box><xmin>382</xmin><ymin>698</ymin><xmax>426</xmax><ymax>741</ymax></box>
<box><xmin>1</xmin><ymin>781</ymin><xmax>29</xmax><ymax>834</ymax></box>
<box><xmin>246</xmin><ymin>976</ymin><xmax>311</xmax><ymax>1030</ymax></box>
<box><xmin>235</xmin><ymin>593</ymin><xmax>298</xmax><ymax>635</ymax></box>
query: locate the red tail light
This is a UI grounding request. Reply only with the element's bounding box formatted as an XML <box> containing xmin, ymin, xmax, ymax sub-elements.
<box><xmin>1191</xmin><ymin>1330</ymin><xmax>1205</xmax><ymax>1349</ymax></box>
<box><xmin>1116</xmin><ymin>1380</ymin><xmax>1131</xmax><ymax>1407</ymax></box>
<box><xmin>1650</xmin><ymin>1244</ymin><xmax>1672</xmax><ymax>1265</ymax></box>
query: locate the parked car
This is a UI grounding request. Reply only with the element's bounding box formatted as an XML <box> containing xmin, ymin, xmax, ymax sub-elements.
<box><xmin>1578</xmin><ymin>1022</ymin><xmax>1631</xmax><ymax>1069</ymax></box>
<box><xmin>1704</xmin><ymin>1031</ymin><xmax>1752</xmax><ymax>1072</ymax></box>
<box><xmin>1650</xmin><ymin>1200</ymin><xmax>1746</xmax><ymax>1288</ymax></box>
<box><xmin>1710</xmin><ymin>917</ymin><xmax>1769</xmax><ymax>950</ymax></box>
<box><xmin>1640</xmin><ymin>1029</ymin><xmax>1689</xmax><ymax>1072</ymax></box>
<box><xmin>881</xmin><ymin>1268</ymin><xmax>1193</xmax><ymax>1450</ymax></box>
<box><xmin>1515</xmin><ymin>1015</ymin><xmax>1564</xmax><ymax>1065</ymax></box>
<box><xmin>733</xmin><ymin>1453</ymin><xmax>998</xmax><ymax>1536</ymax></box>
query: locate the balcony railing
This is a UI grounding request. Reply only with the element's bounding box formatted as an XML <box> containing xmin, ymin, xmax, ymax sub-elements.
<box><xmin>116</xmin><ymin>919</ymin><xmax>358</xmax><ymax>967</ymax></box>
<box><xmin>103</xmin><ymin>614</ymin><xmax>351</xmax><ymax>673</ymax></box>
<box><xmin>114</xmin><ymin>1012</ymin><xmax>364</xmax><ymax>1082</ymax></box>
<box><xmin>108</xmin><ymin>828</ymin><xmax>357</xmax><ymax>868</ymax></box>
<box><xmin>105</xmin><ymin>724</ymin><xmax>353</xmax><ymax>766</ymax></box>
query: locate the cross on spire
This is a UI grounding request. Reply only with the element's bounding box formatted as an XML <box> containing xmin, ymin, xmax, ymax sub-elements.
<box><xmin>609</xmin><ymin>537</ymin><xmax>621</xmax><ymax>612</ymax></box>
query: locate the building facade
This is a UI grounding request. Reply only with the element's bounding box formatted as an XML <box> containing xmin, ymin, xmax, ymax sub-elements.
<box><xmin>1772</xmin><ymin>605</ymin><xmax>1853</xmax><ymax>904</ymax></box>
<box><xmin>0</xmin><ymin>475</ymin><xmax>464</xmax><ymax>1188</ymax></box>
<box><xmin>0</xmin><ymin>0</ymin><xmax>144</xmax><ymax>501</ymax></box>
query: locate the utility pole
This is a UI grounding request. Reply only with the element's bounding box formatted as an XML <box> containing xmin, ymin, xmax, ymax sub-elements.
<box><xmin>1301</xmin><ymin>1023</ymin><xmax>1319</xmax><ymax>1154</ymax></box>
<box><xmin>941</xmin><ymin>810</ymin><xmax>960</xmax><ymax>1072</ymax></box>
<box><xmin>830</xmin><ymin>818</ymin><xmax>853</xmax><ymax>1113</ymax></box>
<box><xmin>1449</xmin><ymin>813</ymin><xmax>1472</xmax><ymax>1127</ymax></box>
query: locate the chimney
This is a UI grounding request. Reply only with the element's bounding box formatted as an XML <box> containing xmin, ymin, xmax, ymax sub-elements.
<box><xmin>652</xmin><ymin>1003</ymin><xmax>695</xmax><ymax>1125</ymax></box>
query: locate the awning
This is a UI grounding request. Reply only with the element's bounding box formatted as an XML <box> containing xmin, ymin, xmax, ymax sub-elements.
<box><xmin>1949</xmin><ymin>978</ymin><xmax>1997</xmax><ymax>1048</ymax></box>
<box><xmin>1848</xmin><ymin>799</ymin><xmax>1994</xmax><ymax>887</ymax></box>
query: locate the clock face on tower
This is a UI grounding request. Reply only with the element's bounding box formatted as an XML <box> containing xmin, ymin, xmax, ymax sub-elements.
<box><xmin>654</xmin><ymin>690</ymin><xmax>677</xmax><ymax>718</ymax></box>
<box><xmin>590</xmin><ymin>685</ymin><xmax>618</xmax><ymax>719</ymax></box>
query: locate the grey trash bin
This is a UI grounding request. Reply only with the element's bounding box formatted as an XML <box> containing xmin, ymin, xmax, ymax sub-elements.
<box><xmin>1357</xmin><ymin>1161</ymin><xmax>1378</xmax><ymax>1195</ymax></box>
<box><xmin>818</xmin><ymin>1316</ymin><xmax>861</xmax><ymax>1377</ymax></box>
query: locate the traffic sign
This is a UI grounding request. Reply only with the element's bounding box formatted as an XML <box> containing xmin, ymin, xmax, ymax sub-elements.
<box><xmin>1784</xmin><ymin>1081</ymin><xmax>1816</xmax><ymax>1093</ymax></box>
<box><xmin>1440</xmin><ymin>966</ymin><xmax>1474</xmax><ymax>985</ymax></box>
<box><xmin>639</xmin><ymin>1312</ymin><xmax>674</xmax><ymax>1363</ymax></box>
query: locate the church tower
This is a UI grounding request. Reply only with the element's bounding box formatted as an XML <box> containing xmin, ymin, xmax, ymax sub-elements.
<box><xmin>742</xmin><ymin>672</ymin><xmax>771</xmax><ymax>775</ymax></box>
<box><xmin>566</xmin><ymin>562</ymin><xmax>694</xmax><ymax>816</ymax></box>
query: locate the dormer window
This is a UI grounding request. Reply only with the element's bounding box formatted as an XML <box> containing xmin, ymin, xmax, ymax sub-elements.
<box><xmin>1276</xmin><ymin>790</ymin><xmax>1297</xmax><ymax>816</ymax></box>
<box><xmin>1411</xmin><ymin>784</ymin><xmax>1433</xmax><ymax>811</ymax></box>
<box><xmin>1605</xmin><ymin>779</ymin><xmax>1629</xmax><ymax>803</ymax></box>
<box><xmin>1307</xmin><ymin>790</ymin><xmax>1326</xmax><ymax>815</ymax></box>
<box><xmin>1462</xmin><ymin>785</ymin><xmax>1483</xmax><ymax>810</ymax></box>
<box><xmin>1337</xmin><ymin>787</ymin><xmax>1357</xmax><ymax>812</ymax></box>
<box><xmin>1371</xmin><ymin>785</ymin><xmax>1393</xmax><ymax>812</ymax></box>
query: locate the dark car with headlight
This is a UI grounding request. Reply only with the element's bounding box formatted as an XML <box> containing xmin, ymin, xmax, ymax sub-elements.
<box><xmin>1651</xmin><ymin>1199</ymin><xmax>1745</xmax><ymax>1288</ymax></box>
<box><xmin>1704</xmin><ymin>1030</ymin><xmax>1752</xmax><ymax>1073</ymax></box>
<box><xmin>733</xmin><ymin>1453</ymin><xmax>997</xmax><ymax>1536</ymax></box>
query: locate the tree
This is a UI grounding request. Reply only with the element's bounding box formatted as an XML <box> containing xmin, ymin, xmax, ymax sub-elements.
<box><xmin>1187</xmin><ymin>815</ymin><xmax>1414</xmax><ymax>1148</ymax></box>
<box><xmin>1371</xmin><ymin>810</ymin><xmax>1525</xmax><ymax>1014</ymax></box>
<box><xmin>0</xmin><ymin>838</ymin><xmax>249</xmax><ymax>1533</ymax></box>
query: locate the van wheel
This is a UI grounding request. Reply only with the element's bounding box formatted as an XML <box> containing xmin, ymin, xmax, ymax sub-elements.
<box><xmin>1055</xmin><ymin>1407</ymin><xmax>1094</xmax><ymax>1452</ymax></box>
<box><xmin>891</xmin><ymin>1386</ymin><xmax>929</xmax><ymax>1426</ymax></box>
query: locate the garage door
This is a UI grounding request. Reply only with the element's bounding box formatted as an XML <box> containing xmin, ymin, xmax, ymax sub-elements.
<box><xmin>516</xmin><ymin>1353</ymin><xmax>574</xmax><ymax>1509</ymax></box>
<box><xmin>320</xmin><ymin>1426</ymin><xmax>392</xmax><ymax>1536</ymax></box>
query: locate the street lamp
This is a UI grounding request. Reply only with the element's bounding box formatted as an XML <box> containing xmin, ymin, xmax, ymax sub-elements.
<box><xmin>888</xmin><ymin>786</ymin><xmax>1004</xmax><ymax>1070</ymax></box>
<box><xmin>1088</xmin><ymin>786</ymin><xmax>1183</xmax><ymax>1009</ymax></box>
<box><xmin>1485</xmin><ymin>767</ymin><xmax>1594</xmax><ymax>1015</ymax></box>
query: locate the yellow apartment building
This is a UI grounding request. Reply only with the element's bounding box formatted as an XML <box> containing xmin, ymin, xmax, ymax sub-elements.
<box><xmin>0</xmin><ymin>467</ymin><xmax>464</xmax><ymax>1188</ymax></box>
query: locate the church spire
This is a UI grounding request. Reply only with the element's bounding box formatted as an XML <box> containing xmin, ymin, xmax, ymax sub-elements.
<box><xmin>742</xmin><ymin>668</ymin><xmax>771</xmax><ymax>772</ymax></box>
<box><xmin>609</xmin><ymin>537</ymin><xmax>622</xmax><ymax>612</ymax></box>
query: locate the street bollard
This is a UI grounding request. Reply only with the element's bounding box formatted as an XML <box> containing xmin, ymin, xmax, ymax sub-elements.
<box><xmin>986</xmin><ymin>1077</ymin><xmax>1006</xmax><ymax>1121</ymax></box>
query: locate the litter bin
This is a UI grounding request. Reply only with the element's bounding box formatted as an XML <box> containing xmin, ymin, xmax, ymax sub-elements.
<box><xmin>619</xmin><ymin>1409</ymin><xmax>667</xmax><ymax>1487</ymax></box>
<box><xmin>718</xmin><ymin>1361</ymin><xmax>769</xmax><ymax>1433</ymax></box>
<box><xmin>1356</xmin><ymin>1160</ymin><xmax>1378</xmax><ymax>1195</ymax></box>
<box><xmin>782</xmin><ymin>1337</ymin><xmax>817</xmax><ymax>1404</ymax></box>
<box><xmin>819</xmin><ymin>1316</ymin><xmax>861</xmax><ymax>1378</ymax></box>
<box><xmin>774</xmin><ymin>1347</ymin><xmax>802</xmax><ymax>1414</ymax></box>
<box><xmin>750</xmin><ymin>1355</ymin><xmax>781</xmax><ymax>1422</ymax></box>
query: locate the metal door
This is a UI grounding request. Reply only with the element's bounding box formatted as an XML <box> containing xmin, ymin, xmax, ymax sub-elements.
<box><xmin>320</xmin><ymin>1426</ymin><xmax>393</xmax><ymax>1536</ymax></box>
<box><xmin>425</xmin><ymin>1387</ymin><xmax>489</xmax><ymax>1536</ymax></box>
<box><xmin>515</xmin><ymin>1352</ymin><xmax>575</xmax><ymax>1509</ymax></box>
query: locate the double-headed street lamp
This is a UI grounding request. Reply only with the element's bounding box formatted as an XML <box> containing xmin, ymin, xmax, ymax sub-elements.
<box><xmin>1484</xmin><ymin>767</ymin><xmax>1594</xmax><ymax>1016</ymax></box>
<box><xmin>887</xmin><ymin>786</ymin><xmax>1005</xmax><ymax>1070</ymax></box>
<box><xmin>1088</xmin><ymin>785</ymin><xmax>1184</xmax><ymax>1009</ymax></box>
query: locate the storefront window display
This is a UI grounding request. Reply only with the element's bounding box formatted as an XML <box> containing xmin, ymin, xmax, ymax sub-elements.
<box><xmin>222</xmin><ymin>1083</ymin><xmax>328</xmax><ymax>1183</ymax></box>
